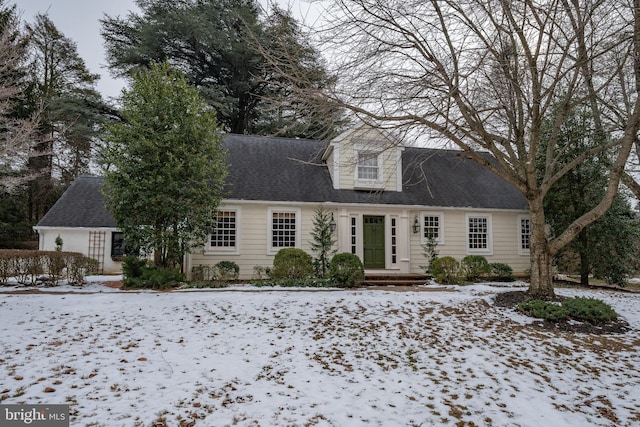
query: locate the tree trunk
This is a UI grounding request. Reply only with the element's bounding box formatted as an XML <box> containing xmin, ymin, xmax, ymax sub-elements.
<box><xmin>527</xmin><ymin>198</ymin><xmax>556</xmax><ymax>299</ymax></box>
<box><xmin>579</xmin><ymin>228</ymin><xmax>590</xmax><ymax>286</ymax></box>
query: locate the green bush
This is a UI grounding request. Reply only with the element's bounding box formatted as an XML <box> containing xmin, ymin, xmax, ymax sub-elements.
<box><xmin>430</xmin><ymin>256</ymin><xmax>461</xmax><ymax>284</ymax></box>
<box><xmin>490</xmin><ymin>263</ymin><xmax>514</xmax><ymax>280</ymax></box>
<box><xmin>213</xmin><ymin>261</ymin><xmax>239</xmax><ymax>280</ymax></box>
<box><xmin>123</xmin><ymin>256</ymin><xmax>183</xmax><ymax>289</ymax></box>
<box><xmin>122</xmin><ymin>256</ymin><xmax>147</xmax><ymax>280</ymax></box>
<box><xmin>329</xmin><ymin>253</ymin><xmax>364</xmax><ymax>288</ymax></box>
<box><xmin>562</xmin><ymin>297</ymin><xmax>618</xmax><ymax>324</ymax></box>
<box><xmin>124</xmin><ymin>267</ymin><xmax>184</xmax><ymax>289</ymax></box>
<box><xmin>271</xmin><ymin>248</ymin><xmax>314</xmax><ymax>280</ymax></box>
<box><xmin>461</xmin><ymin>255</ymin><xmax>491</xmax><ymax>281</ymax></box>
<box><xmin>517</xmin><ymin>300</ymin><xmax>568</xmax><ymax>322</ymax></box>
<box><xmin>517</xmin><ymin>297</ymin><xmax>618</xmax><ymax>324</ymax></box>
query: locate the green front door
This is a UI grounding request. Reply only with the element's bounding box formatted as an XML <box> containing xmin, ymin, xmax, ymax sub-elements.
<box><xmin>363</xmin><ymin>215</ymin><xmax>385</xmax><ymax>269</ymax></box>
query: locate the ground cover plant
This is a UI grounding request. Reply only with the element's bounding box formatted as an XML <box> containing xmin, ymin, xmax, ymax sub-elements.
<box><xmin>0</xmin><ymin>282</ymin><xmax>638</xmax><ymax>426</ymax></box>
<box><xmin>517</xmin><ymin>296</ymin><xmax>618</xmax><ymax>325</ymax></box>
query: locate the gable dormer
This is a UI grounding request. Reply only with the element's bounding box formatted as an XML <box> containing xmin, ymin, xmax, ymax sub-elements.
<box><xmin>323</xmin><ymin>124</ymin><xmax>404</xmax><ymax>192</ymax></box>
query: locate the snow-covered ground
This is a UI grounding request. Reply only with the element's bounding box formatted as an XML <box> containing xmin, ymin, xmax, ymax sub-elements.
<box><xmin>0</xmin><ymin>280</ymin><xmax>638</xmax><ymax>427</ymax></box>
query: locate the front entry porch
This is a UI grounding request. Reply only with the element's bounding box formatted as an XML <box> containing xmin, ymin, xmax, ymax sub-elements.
<box><xmin>336</xmin><ymin>209</ymin><xmax>413</xmax><ymax>274</ymax></box>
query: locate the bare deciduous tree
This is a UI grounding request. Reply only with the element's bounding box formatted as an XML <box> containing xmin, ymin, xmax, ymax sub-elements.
<box><xmin>268</xmin><ymin>0</ymin><xmax>640</xmax><ymax>297</ymax></box>
<box><xmin>0</xmin><ymin>3</ymin><xmax>42</xmax><ymax>192</ymax></box>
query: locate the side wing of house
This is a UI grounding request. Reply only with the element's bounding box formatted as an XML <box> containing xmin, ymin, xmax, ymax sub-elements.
<box><xmin>35</xmin><ymin>226</ymin><xmax>124</xmax><ymax>274</ymax></box>
<box><xmin>33</xmin><ymin>176</ymin><xmax>124</xmax><ymax>275</ymax></box>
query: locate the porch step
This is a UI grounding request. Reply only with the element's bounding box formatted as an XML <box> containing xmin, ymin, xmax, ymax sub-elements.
<box><xmin>360</xmin><ymin>273</ymin><xmax>432</xmax><ymax>287</ymax></box>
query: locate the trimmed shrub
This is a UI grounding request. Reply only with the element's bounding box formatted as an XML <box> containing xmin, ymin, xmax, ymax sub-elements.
<box><xmin>329</xmin><ymin>253</ymin><xmax>364</xmax><ymax>288</ymax></box>
<box><xmin>43</xmin><ymin>252</ymin><xmax>66</xmax><ymax>285</ymax></box>
<box><xmin>517</xmin><ymin>300</ymin><xmax>568</xmax><ymax>322</ymax></box>
<box><xmin>66</xmin><ymin>254</ymin><xmax>99</xmax><ymax>285</ymax></box>
<box><xmin>0</xmin><ymin>250</ymin><xmax>97</xmax><ymax>286</ymax></box>
<box><xmin>213</xmin><ymin>261</ymin><xmax>240</xmax><ymax>280</ymax></box>
<box><xmin>461</xmin><ymin>255</ymin><xmax>491</xmax><ymax>281</ymax></box>
<box><xmin>490</xmin><ymin>263</ymin><xmax>514</xmax><ymax>281</ymax></box>
<box><xmin>252</xmin><ymin>265</ymin><xmax>271</xmax><ymax>280</ymax></box>
<box><xmin>271</xmin><ymin>248</ymin><xmax>314</xmax><ymax>280</ymax></box>
<box><xmin>0</xmin><ymin>252</ymin><xmax>12</xmax><ymax>285</ymax></box>
<box><xmin>562</xmin><ymin>297</ymin><xmax>618</xmax><ymax>324</ymax></box>
<box><xmin>430</xmin><ymin>256</ymin><xmax>461</xmax><ymax>284</ymax></box>
<box><xmin>191</xmin><ymin>265</ymin><xmax>212</xmax><ymax>281</ymax></box>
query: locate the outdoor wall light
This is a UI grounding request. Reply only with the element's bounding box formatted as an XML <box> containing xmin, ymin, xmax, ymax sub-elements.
<box><xmin>329</xmin><ymin>213</ymin><xmax>337</xmax><ymax>233</ymax></box>
<box><xmin>412</xmin><ymin>215</ymin><xmax>420</xmax><ymax>234</ymax></box>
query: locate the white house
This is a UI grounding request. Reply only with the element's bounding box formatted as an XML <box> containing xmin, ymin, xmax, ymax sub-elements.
<box><xmin>34</xmin><ymin>125</ymin><xmax>531</xmax><ymax>278</ymax></box>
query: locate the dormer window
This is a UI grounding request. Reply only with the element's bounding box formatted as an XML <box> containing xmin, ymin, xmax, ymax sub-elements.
<box><xmin>354</xmin><ymin>147</ymin><xmax>385</xmax><ymax>190</ymax></box>
<box><xmin>357</xmin><ymin>151</ymin><xmax>379</xmax><ymax>181</ymax></box>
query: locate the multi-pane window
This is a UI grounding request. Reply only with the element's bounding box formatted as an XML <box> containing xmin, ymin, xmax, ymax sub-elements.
<box><xmin>391</xmin><ymin>217</ymin><xmax>397</xmax><ymax>264</ymax></box>
<box><xmin>211</xmin><ymin>210</ymin><xmax>236</xmax><ymax>248</ymax></box>
<box><xmin>468</xmin><ymin>216</ymin><xmax>489</xmax><ymax>250</ymax></box>
<box><xmin>520</xmin><ymin>217</ymin><xmax>531</xmax><ymax>252</ymax></box>
<box><xmin>111</xmin><ymin>232</ymin><xmax>125</xmax><ymax>258</ymax></box>
<box><xmin>357</xmin><ymin>152</ymin><xmax>379</xmax><ymax>181</ymax></box>
<box><xmin>423</xmin><ymin>215</ymin><xmax>440</xmax><ymax>240</ymax></box>
<box><xmin>272</xmin><ymin>211</ymin><xmax>297</xmax><ymax>248</ymax></box>
<box><xmin>351</xmin><ymin>217</ymin><xmax>357</xmax><ymax>254</ymax></box>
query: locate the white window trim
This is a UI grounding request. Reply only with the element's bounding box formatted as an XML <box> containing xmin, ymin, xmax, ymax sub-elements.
<box><xmin>420</xmin><ymin>212</ymin><xmax>445</xmax><ymax>245</ymax></box>
<box><xmin>332</xmin><ymin>146</ymin><xmax>340</xmax><ymax>190</ymax></box>
<box><xmin>267</xmin><ymin>207</ymin><xmax>302</xmax><ymax>255</ymax></box>
<box><xmin>206</xmin><ymin>207</ymin><xmax>241</xmax><ymax>255</ymax></box>
<box><xmin>518</xmin><ymin>215</ymin><xmax>531</xmax><ymax>256</ymax></box>
<box><xmin>354</xmin><ymin>148</ymin><xmax>385</xmax><ymax>190</ymax></box>
<box><xmin>465</xmin><ymin>213</ymin><xmax>493</xmax><ymax>255</ymax></box>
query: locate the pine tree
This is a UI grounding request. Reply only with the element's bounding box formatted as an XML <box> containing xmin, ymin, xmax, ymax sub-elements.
<box><xmin>101</xmin><ymin>0</ymin><xmax>341</xmax><ymax>137</ymax></box>
<box><xmin>25</xmin><ymin>13</ymin><xmax>106</xmax><ymax>220</ymax></box>
<box><xmin>309</xmin><ymin>207</ymin><xmax>337</xmax><ymax>278</ymax></box>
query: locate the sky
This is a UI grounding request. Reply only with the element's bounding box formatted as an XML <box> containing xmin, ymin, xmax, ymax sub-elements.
<box><xmin>13</xmin><ymin>0</ymin><xmax>323</xmax><ymax>101</ymax></box>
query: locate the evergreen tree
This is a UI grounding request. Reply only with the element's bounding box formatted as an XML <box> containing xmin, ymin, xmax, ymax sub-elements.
<box><xmin>542</xmin><ymin>106</ymin><xmax>640</xmax><ymax>286</ymax></box>
<box><xmin>309</xmin><ymin>207</ymin><xmax>336</xmax><ymax>278</ymax></box>
<box><xmin>102</xmin><ymin>62</ymin><xmax>228</xmax><ymax>270</ymax></box>
<box><xmin>101</xmin><ymin>0</ymin><xmax>341</xmax><ymax>138</ymax></box>
<box><xmin>25</xmin><ymin>13</ymin><xmax>107</xmax><ymax>220</ymax></box>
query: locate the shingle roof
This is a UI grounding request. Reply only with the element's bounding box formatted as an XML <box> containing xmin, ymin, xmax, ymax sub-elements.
<box><xmin>223</xmin><ymin>134</ymin><xmax>526</xmax><ymax>209</ymax></box>
<box><xmin>36</xmin><ymin>175</ymin><xmax>116</xmax><ymax>228</ymax></box>
<box><xmin>36</xmin><ymin>134</ymin><xmax>527</xmax><ymax>228</ymax></box>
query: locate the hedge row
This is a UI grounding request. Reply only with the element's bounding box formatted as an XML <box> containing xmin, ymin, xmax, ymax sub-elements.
<box><xmin>0</xmin><ymin>250</ymin><xmax>99</xmax><ymax>286</ymax></box>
